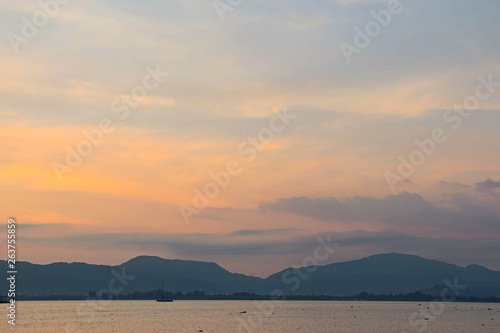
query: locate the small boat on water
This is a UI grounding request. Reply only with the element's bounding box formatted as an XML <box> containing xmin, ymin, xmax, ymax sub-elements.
<box><xmin>157</xmin><ymin>297</ymin><xmax>174</xmax><ymax>303</ymax></box>
<box><xmin>156</xmin><ymin>278</ymin><xmax>173</xmax><ymax>302</ymax></box>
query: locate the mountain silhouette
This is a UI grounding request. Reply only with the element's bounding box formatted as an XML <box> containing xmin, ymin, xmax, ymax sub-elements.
<box><xmin>265</xmin><ymin>253</ymin><xmax>500</xmax><ymax>297</ymax></box>
<box><xmin>3</xmin><ymin>253</ymin><xmax>499</xmax><ymax>297</ymax></box>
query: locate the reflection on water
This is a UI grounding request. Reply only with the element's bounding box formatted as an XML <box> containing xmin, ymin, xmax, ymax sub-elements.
<box><xmin>3</xmin><ymin>300</ymin><xmax>498</xmax><ymax>332</ymax></box>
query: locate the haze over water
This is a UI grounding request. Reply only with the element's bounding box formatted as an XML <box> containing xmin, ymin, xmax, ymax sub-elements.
<box><xmin>5</xmin><ymin>301</ymin><xmax>498</xmax><ymax>333</ymax></box>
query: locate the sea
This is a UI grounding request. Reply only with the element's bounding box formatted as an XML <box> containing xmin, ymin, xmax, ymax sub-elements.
<box><xmin>2</xmin><ymin>300</ymin><xmax>498</xmax><ymax>332</ymax></box>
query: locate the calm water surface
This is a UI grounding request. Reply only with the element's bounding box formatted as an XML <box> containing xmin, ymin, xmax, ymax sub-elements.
<box><xmin>2</xmin><ymin>300</ymin><xmax>498</xmax><ymax>332</ymax></box>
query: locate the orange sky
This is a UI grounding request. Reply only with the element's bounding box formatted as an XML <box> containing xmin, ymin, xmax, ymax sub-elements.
<box><xmin>1</xmin><ymin>0</ymin><xmax>500</xmax><ymax>276</ymax></box>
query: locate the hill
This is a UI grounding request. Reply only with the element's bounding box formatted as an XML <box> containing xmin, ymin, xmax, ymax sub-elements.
<box><xmin>2</xmin><ymin>253</ymin><xmax>500</xmax><ymax>298</ymax></box>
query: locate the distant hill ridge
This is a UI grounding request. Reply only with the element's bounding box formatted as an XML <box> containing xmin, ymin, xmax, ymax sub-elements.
<box><xmin>3</xmin><ymin>253</ymin><xmax>500</xmax><ymax>297</ymax></box>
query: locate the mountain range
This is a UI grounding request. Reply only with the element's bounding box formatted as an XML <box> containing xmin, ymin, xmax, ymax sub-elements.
<box><xmin>3</xmin><ymin>253</ymin><xmax>500</xmax><ymax>298</ymax></box>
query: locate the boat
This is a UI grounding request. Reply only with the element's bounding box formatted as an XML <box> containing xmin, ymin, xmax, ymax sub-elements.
<box><xmin>157</xmin><ymin>297</ymin><xmax>174</xmax><ymax>302</ymax></box>
<box><xmin>0</xmin><ymin>296</ymin><xmax>10</xmax><ymax>304</ymax></box>
<box><xmin>156</xmin><ymin>278</ymin><xmax>173</xmax><ymax>302</ymax></box>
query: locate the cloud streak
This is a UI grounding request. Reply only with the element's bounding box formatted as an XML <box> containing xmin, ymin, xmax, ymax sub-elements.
<box><xmin>21</xmin><ymin>228</ymin><xmax>500</xmax><ymax>276</ymax></box>
<box><xmin>260</xmin><ymin>192</ymin><xmax>500</xmax><ymax>237</ymax></box>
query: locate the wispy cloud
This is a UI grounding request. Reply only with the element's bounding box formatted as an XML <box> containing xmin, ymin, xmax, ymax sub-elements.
<box><xmin>228</xmin><ymin>228</ymin><xmax>298</xmax><ymax>236</ymax></box>
<box><xmin>260</xmin><ymin>192</ymin><xmax>500</xmax><ymax>237</ymax></box>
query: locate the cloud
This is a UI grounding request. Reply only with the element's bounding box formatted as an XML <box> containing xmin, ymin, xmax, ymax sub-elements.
<box><xmin>18</xmin><ymin>223</ymin><xmax>74</xmax><ymax>230</ymax></box>
<box><xmin>228</xmin><ymin>228</ymin><xmax>297</xmax><ymax>236</ymax></box>
<box><xmin>2</xmin><ymin>0</ymin><xmax>500</xmax><ymax>124</ymax></box>
<box><xmin>24</xmin><ymin>232</ymin><xmax>315</xmax><ymax>257</ymax></box>
<box><xmin>260</xmin><ymin>192</ymin><xmax>500</xmax><ymax>237</ymax></box>
<box><xmin>1</xmin><ymin>0</ymin><xmax>500</xmax><ymax>276</ymax></box>
<box><xmin>439</xmin><ymin>181</ymin><xmax>471</xmax><ymax>189</ymax></box>
<box><xmin>475</xmin><ymin>178</ymin><xmax>500</xmax><ymax>193</ymax></box>
<box><xmin>21</xmin><ymin>229</ymin><xmax>500</xmax><ymax>274</ymax></box>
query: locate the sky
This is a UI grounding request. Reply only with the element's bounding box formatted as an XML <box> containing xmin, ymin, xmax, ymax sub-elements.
<box><xmin>1</xmin><ymin>0</ymin><xmax>500</xmax><ymax>277</ymax></box>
